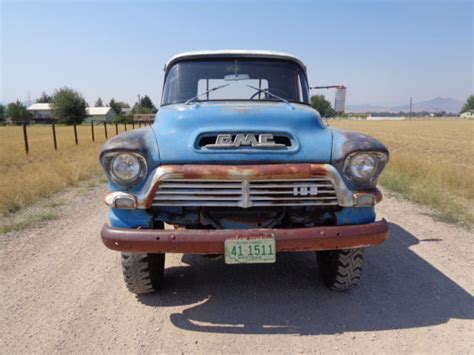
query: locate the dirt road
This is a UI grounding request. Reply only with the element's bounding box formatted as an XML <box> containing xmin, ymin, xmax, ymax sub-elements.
<box><xmin>1</xmin><ymin>183</ymin><xmax>473</xmax><ymax>353</ymax></box>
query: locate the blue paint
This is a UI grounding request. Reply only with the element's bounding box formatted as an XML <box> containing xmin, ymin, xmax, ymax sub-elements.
<box><xmin>104</xmin><ymin>101</ymin><xmax>383</xmax><ymax>228</ymax></box>
<box><xmin>336</xmin><ymin>207</ymin><xmax>376</xmax><ymax>225</ymax></box>
<box><xmin>152</xmin><ymin>102</ymin><xmax>333</xmax><ymax>164</ymax></box>
<box><xmin>110</xmin><ymin>208</ymin><xmax>152</xmax><ymax>228</ymax></box>
<box><xmin>110</xmin><ymin>205</ymin><xmax>376</xmax><ymax>228</ymax></box>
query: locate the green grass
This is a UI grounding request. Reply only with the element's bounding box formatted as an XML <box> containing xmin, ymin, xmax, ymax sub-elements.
<box><xmin>0</xmin><ymin>212</ymin><xmax>58</xmax><ymax>234</ymax></box>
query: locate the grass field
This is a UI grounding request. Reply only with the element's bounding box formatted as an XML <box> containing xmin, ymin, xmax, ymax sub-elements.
<box><xmin>0</xmin><ymin>119</ymin><xmax>472</xmax><ymax>228</ymax></box>
<box><xmin>332</xmin><ymin>119</ymin><xmax>474</xmax><ymax>227</ymax></box>
<box><xmin>0</xmin><ymin>123</ymin><xmax>130</xmax><ymax>216</ymax></box>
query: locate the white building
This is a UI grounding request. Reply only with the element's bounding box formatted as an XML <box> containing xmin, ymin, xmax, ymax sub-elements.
<box><xmin>27</xmin><ymin>103</ymin><xmax>116</xmax><ymax>123</ymax></box>
<box><xmin>85</xmin><ymin>107</ymin><xmax>116</xmax><ymax>123</ymax></box>
<box><xmin>460</xmin><ymin>110</ymin><xmax>474</xmax><ymax>118</ymax></box>
<box><xmin>27</xmin><ymin>103</ymin><xmax>54</xmax><ymax>123</ymax></box>
<box><xmin>120</xmin><ymin>107</ymin><xmax>132</xmax><ymax>116</ymax></box>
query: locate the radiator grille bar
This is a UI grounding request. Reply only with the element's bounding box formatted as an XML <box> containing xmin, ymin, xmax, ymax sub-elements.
<box><xmin>152</xmin><ymin>178</ymin><xmax>339</xmax><ymax>208</ymax></box>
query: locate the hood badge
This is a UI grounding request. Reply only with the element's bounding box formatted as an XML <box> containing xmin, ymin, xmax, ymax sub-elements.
<box><xmin>205</xmin><ymin>134</ymin><xmax>286</xmax><ymax>149</ymax></box>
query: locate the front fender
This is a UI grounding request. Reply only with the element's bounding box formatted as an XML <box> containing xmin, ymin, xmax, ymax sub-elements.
<box><xmin>331</xmin><ymin>128</ymin><xmax>389</xmax><ymax>188</ymax></box>
<box><xmin>99</xmin><ymin>128</ymin><xmax>161</xmax><ymax>192</ymax></box>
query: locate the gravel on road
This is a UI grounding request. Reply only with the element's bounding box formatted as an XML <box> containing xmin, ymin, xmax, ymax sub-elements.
<box><xmin>1</xmin><ymin>182</ymin><xmax>473</xmax><ymax>353</ymax></box>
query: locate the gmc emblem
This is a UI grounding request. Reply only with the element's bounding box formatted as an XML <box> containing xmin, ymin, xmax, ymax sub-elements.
<box><xmin>205</xmin><ymin>134</ymin><xmax>286</xmax><ymax>149</ymax></box>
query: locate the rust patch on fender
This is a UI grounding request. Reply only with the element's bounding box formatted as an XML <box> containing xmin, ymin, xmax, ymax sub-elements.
<box><xmin>331</xmin><ymin>129</ymin><xmax>389</xmax><ymax>168</ymax></box>
<box><xmin>100</xmin><ymin>128</ymin><xmax>152</xmax><ymax>157</ymax></box>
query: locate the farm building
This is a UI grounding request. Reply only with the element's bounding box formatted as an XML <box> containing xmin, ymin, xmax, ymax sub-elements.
<box><xmin>460</xmin><ymin>110</ymin><xmax>474</xmax><ymax>118</ymax></box>
<box><xmin>120</xmin><ymin>107</ymin><xmax>132</xmax><ymax>116</ymax></box>
<box><xmin>85</xmin><ymin>107</ymin><xmax>116</xmax><ymax>123</ymax></box>
<box><xmin>27</xmin><ymin>103</ymin><xmax>54</xmax><ymax>123</ymax></box>
<box><xmin>27</xmin><ymin>104</ymin><xmax>116</xmax><ymax>123</ymax></box>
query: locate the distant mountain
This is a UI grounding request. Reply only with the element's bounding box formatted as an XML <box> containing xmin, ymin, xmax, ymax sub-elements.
<box><xmin>347</xmin><ymin>97</ymin><xmax>464</xmax><ymax>114</ymax></box>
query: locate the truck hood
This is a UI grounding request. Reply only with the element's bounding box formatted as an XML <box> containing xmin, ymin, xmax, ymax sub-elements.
<box><xmin>152</xmin><ymin>102</ymin><xmax>332</xmax><ymax>164</ymax></box>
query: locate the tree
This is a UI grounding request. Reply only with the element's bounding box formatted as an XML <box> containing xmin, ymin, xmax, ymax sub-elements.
<box><xmin>138</xmin><ymin>95</ymin><xmax>157</xmax><ymax>112</ymax></box>
<box><xmin>95</xmin><ymin>97</ymin><xmax>104</xmax><ymax>107</ymax></box>
<box><xmin>50</xmin><ymin>87</ymin><xmax>88</xmax><ymax>124</ymax></box>
<box><xmin>461</xmin><ymin>95</ymin><xmax>474</xmax><ymax>113</ymax></box>
<box><xmin>109</xmin><ymin>99</ymin><xmax>130</xmax><ymax>115</ymax></box>
<box><xmin>0</xmin><ymin>104</ymin><xmax>5</xmax><ymax>124</ymax></box>
<box><xmin>311</xmin><ymin>95</ymin><xmax>335</xmax><ymax>117</ymax></box>
<box><xmin>109</xmin><ymin>98</ymin><xmax>119</xmax><ymax>114</ymax></box>
<box><xmin>135</xmin><ymin>106</ymin><xmax>153</xmax><ymax>114</ymax></box>
<box><xmin>6</xmin><ymin>100</ymin><xmax>32</xmax><ymax>124</ymax></box>
<box><xmin>36</xmin><ymin>92</ymin><xmax>52</xmax><ymax>103</ymax></box>
<box><xmin>117</xmin><ymin>101</ymin><xmax>130</xmax><ymax>109</ymax></box>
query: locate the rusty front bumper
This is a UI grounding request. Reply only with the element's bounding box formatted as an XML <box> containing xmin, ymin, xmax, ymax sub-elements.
<box><xmin>101</xmin><ymin>220</ymin><xmax>389</xmax><ymax>254</ymax></box>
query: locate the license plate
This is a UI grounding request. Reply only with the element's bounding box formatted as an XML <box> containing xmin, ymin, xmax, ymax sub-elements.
<box><xmin>224</xmin><ymin>239</ymin><xmax>276</xmax><ymax>264</ymax></box>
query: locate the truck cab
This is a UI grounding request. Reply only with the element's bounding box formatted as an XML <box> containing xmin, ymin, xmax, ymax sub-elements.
<box><xmin>100</xmin><ymin>50</ymin><xmax>389</xmax><ymax>294</ymax></box>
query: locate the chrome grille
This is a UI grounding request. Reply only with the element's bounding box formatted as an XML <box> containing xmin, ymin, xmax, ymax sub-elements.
<box><xmin>152</xmin><ymin>178</ymin><xmax>338</xmax><ymax>208</ymax></box>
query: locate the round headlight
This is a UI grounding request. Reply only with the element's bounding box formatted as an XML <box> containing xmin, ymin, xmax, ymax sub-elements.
<box><xmin>110</xmin><ymin>153</ymin><xmax>144</xmax><ymax>185</ymax></box>
<box><xmin>349</xmin><ymin>153</ymin><xmax>376</xmax><ymax>180</ymax></box>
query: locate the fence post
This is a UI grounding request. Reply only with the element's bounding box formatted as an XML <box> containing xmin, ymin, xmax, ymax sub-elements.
<box><xmin>132</xmin><ymin>121</ymin><xmax>135</xmax><ymax>129</ymax></box>
<box><xmin>124</xmin><ymin>122</ymin><xmax>127</xmax><ymax>131</ymax></box>
<box><xmin>23</xmin><ymin>124</ymin><xmax>29</xmax><ymax>154</ymax></box>
<box><xmin>52</xmin><ymin>123</ymin><xmax>57</xmax><ymax>150</ymax></box>
<box><xmin>115</xmin><ymin>122</ymin><xmax>118</xmax><ymax>135</ymax></box>
<box><xmin>104</xmin><ymin>121</ymin><xmax>108</xmax><ymax>139</ymax></box>
<box><xmin>73</xmin><ymin>124</ymin><xmax>78</xmax><ymax>145</ymax></box>
<box><xmin>91</xmin><ymin>121</ymin><xmax>95</xmax><ymax>142</ymax></box>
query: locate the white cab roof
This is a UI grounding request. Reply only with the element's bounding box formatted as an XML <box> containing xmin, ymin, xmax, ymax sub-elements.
<box><xmin>165</xmin><ymin>50</ymin><xmax>306</xmax><ymax>71</ymax></box>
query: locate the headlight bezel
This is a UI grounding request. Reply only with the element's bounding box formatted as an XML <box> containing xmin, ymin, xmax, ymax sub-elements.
<box><xmin>101</xmin><ymin>151</ymin><xmax>148</xmax><ymax>187</ymax></box>
<box><xmin>343</xmin><ymin>151</ymin><xmax>388</xmax><ymax>187</ymax></box>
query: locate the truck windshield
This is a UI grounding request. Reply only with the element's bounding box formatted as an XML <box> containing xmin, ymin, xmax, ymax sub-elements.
<box><xmin>161</xmin><ymin>59</ymin><xmax>310</xmax><ymax>105</ymax></box>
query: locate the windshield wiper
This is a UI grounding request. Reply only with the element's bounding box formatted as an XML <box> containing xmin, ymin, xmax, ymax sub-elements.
<box><xmin>246</xmin><ymin>84</ymin><xmax>293</xmax><ymax>108</ymax></box>
<box><xmin>185</xmin><ymin>83</ymin><xmax>230</xmax><ymax>105</ymax></box>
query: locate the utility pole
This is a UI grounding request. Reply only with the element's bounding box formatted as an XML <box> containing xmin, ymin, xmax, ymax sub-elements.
<box><xmin>409</xmin><ymin>97</ymin><xmax>413</xmax><ymax>120</ymax></box>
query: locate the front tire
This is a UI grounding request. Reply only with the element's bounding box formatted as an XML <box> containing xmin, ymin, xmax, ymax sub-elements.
<box><xmin>121</xmin><ymin>253</ymin><xmax>165</xmax><ymax>294</ymax></box>
<box><xmin>317</xmin><ymin>248</ymin><xmax>364</xmax><ymax>291</ymax></box>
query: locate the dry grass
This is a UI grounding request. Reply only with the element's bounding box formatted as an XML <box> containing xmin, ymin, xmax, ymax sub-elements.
<box><xmin>0</xmin><ymin>124</ymin><xmax>129</xmax><ymax>215</ymax></box>
<box><xmin>332</xmin><ymin>119</ymin><xmax>474</xmax><ymax>227</ymax></box>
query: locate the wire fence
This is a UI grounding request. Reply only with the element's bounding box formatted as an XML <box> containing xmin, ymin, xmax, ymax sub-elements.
<box><xmin>7</xmin><ymin>120</ymin><xmax>153</xmax><ymax>155</ymax></box>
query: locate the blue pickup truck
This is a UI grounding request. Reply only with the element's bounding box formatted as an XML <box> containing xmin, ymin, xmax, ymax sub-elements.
<box><xmin>100</xmin><ymin>50</ymin><xmax>389</xmax><ymax>294</ymax></box>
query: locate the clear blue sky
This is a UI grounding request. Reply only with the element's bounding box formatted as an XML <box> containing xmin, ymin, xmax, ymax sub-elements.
<box><xmin>1</xmin><ymin>0</ymin><xmax>472</xmax><ymax>107</ymax></box>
